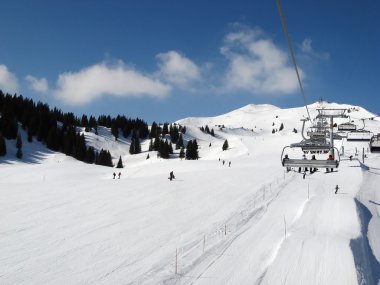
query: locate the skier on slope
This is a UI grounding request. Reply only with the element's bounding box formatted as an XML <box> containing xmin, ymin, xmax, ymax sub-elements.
<box><xmin>169</xmin><ymin>171</ymin><xmax>175</xmax><ymax>181</ymax></box>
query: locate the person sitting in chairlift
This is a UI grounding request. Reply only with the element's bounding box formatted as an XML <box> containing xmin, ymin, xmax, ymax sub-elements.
<box><xmin>298</xmin><ymin>154</ymin><xmax>308</xmax><ymax>173</ymax></box>
<box><xmin>310</xmin><ymin>155</ymin><xmax>317</xmax><ymax>173</ymax></box>
<box><xmin>326</xmin><ymin>154</ymin><xmax>334</xmax><ymax>173</ymax></box>
<box><xmin>283</xmin><ymin>154</ymin><xmax>291</xmax><ymax>172</ymax></box>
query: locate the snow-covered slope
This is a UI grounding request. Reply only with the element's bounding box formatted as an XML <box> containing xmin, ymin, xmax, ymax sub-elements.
<box><xmin>1</xmin><ymin>101</ymin><xmax>379</xmax><ymax>284</ymax></box>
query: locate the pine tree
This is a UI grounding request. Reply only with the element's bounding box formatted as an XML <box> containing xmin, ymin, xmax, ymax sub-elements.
<box><xmin>222</xmin><ymin>139</ymin><xmax>229</xmax><ymax>151</ymax></box>
<box><xmin>176</xmin><ymin>134</ymin><xmax>184</xmax><ymax>150</ymax></box>
<box><xmin>186</xmin><ymin>140</ymin><xmax>199</xmax><ymax>160</ymax></box>
<box><xmin>0</xmin><ymin>133</ymin><xmax>6</xmax><ymax>156</ymax></box>
<box><xmin>162</xmin><ymin>123</ymin><xmax>169</xmax><ymax>135</ymax></box>
<box><xmin>149</xmin><ymin>139</ymin><xmax>153</xmax><ymax>151</ymax></box>
<box><xmin>150</xmin><ymin>122</ymin><xmax>158</xmax><ymax>138</ymax></box>
<box><xmin>15</xmin><ymin>134</ymin><xmax>23</xmax><ymax>159</ymax></box>
<box><xmin>116</xmin><ymin>156</ymin><xmax>124</xmax><ymax>168</ymax></box>
<box><xmin>210</xmin><ymin>129</ymin><xmax>215</xmax><ymax>137</ymax></box>
<box><xmin>16</xmin><ymin>134</ymin><xmax>22</xmax><ymax>149</ymax></box>
<box><xmin>129</xmin><ymin>139</ymin><xmax>135</xmax><ymax>154</ymax></box>
<box><xmin>179</xmin><ymin>147</ymin><xmax>185</xmax><ymax>159</ymax></box>
<box><xmin>134</xmin><ymin>137</ymin><xmax>142</xmax><ymax>154</ymax></box>
<box><xmin>111</xmin><ymin>122</ymin><xmax>119</xmax><ymax>141</ymax></box>
<box><xmin>279</xmin><ymin>123</ymin><xmax>284</xmax><ymax>131</ymax></box>
<box><xmin>85</xmin><ymin>146</ymin><xmax>95</xmax><ymax>163</ymax></box>
<box><xmin>27</xmin><ymin>128</ymin><xmax>33</xmax><ymax>142</ymax></box>
<box><xmin>158</xmin><ymin>139</ymin><xmax>170</xmax><ymax>159</ymax></box>
<box><xmin>16</xmin><ymin>148</ymin><xmax>23</xmax><ymax>159</ymax></box>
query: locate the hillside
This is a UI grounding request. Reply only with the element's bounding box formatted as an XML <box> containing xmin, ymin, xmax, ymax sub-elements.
<box><xmin>1</xmin><ymin>101</ymin><xmax>380</xmax><ymax>284</ymax></box>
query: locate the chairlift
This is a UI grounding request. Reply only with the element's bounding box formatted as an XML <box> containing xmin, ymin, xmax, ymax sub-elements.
<box><xmin>346</xmin><ymin>119</ymin><xmax>372</xmax><ymax>141</ymax></box>
<box><xmin>291</xmin><ymin>140</ymin><xmax>330</xmax><ymax>154</ymax></box>
<box><xmin>281</xmin><ymin>146</ymin><xmax>340</xmax><ymax>169</ymax></box>
<box><xmin>338</xmin><ymin>122</ymin><xmax>357</xmax><ymax>131</ymax></box>
<box><xmin>370</xmin><ymin>134</ymin><xmax>380</xmax><ymax>152</ymax></box>
<box><xmin>347</xmin><ymin>130</ymin><xmax>373</xmax><ymax>141</ymax></box>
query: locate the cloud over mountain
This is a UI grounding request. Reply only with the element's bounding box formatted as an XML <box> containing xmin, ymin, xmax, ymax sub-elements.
<box><xmin>220</xmin><ymin>24</ymin><xmax>302</xmax><ymax>94</ymax></box>
<box><xmin>53</xmin><ymin>61</ymin><xmax>171</xmax><ymax>105</ymax></box>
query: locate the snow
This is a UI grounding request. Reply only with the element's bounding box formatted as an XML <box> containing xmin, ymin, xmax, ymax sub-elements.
<box><xmin>1</xmin><ymin>101</ymin><xmax>380</xmax><ymax>284</ymax></box>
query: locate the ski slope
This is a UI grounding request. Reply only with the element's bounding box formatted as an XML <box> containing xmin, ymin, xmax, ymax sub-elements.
<box><xmin>1</xmin><ymin>101</ymin><xmax>380</xmax><ymax>284</ymax></box>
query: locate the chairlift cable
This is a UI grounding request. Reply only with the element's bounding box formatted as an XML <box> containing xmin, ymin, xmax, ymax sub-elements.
<box><xmin>276</xmin><ymin>0</ymin><xmax>311</xmax><ymax>121</ymax></box>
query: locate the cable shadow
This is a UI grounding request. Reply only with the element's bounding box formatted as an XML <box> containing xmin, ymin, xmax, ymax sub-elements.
<box><xmin>369</xmin><ymin>200</ymin><xmax>380</xmax><ymax>206</ymax></box>
<box><xmin>350</xmin><ymin>199</ymin><xmax>380</xmax><ymax>284</ymax></box>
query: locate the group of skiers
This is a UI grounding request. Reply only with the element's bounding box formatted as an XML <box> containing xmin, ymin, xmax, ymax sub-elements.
<box><xmin>218</xmin><ymin>158</ymin><xmax>231</xmax><ymax>167</ymax></box>
<box><xmin>112</xmin><ymin>172</ymin><xmax>121</xmax><ymax>179</ymax></box>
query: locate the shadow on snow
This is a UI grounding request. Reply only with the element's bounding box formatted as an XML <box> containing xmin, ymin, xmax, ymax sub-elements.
<box><xmin>350</xmin><ymin>199</ymin><xmax>380</xmax><ymax>284</ymax></box>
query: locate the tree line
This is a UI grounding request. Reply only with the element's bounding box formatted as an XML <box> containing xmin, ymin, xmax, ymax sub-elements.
<box><xmin>0</xmin><ymin>91</ymin><xmax>197</xmax><ymax>164</ymax></box>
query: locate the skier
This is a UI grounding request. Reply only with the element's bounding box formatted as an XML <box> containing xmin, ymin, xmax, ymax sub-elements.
<box><xmin>118</xmin><ymin>172</ymin><xmax>121</xmax><ymax>179</ymax></box>
<box><xmin>223</xmin><ymin>160</ymin><xmax>225</xmax><ymax>165</ymax></box>
<box><xmin>113</xmin><ymin>172</ymin><xmax>116</xmax><ymax>179</ymax></box>
<box><xmin>229</xmin><ymin>161</ymin><xmax>231</xmax><ymax>167</ymax></box>
<box><xmin>169</xmin><ymin>171</ymin><xmax>175</xmax><ymax>181</ymax></box>
<box><xmin>335</xmin><ymin>185</ymin><xmax>339</xmax><ymax>194</ymax></box>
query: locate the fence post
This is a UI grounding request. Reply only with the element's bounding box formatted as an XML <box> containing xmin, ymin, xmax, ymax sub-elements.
<box><xmin>175</xmin><ymin>248</ymin><xmax>178</xmax><ymax>274</ymax></box>
<box><xmin>363</xmin><ymin>147</ymin><xmax>365</xmax><ymax>163</ymax></box>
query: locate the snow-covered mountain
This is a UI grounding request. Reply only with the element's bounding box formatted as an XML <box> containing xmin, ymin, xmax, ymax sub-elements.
<box><xmin>1</xmin><ymin>101</ymin><xmax>380</xmax><ymax>284</ymax></box>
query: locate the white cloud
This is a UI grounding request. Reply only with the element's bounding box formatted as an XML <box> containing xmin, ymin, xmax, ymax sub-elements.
<box><xmin>0</xmin><ymin>64</ymin><xmax>19</xmax><ymax>94</ymax></box>
<box><xmin>53</xmin><ymin>61</ymin><xmax>171</xmax><ymax>105</ymax></box>
<box><xmin>221</xmin><ymin>25</ymin><xmax>301</xmax><ymax>94</ymax></box>
<box><xmin>301</xmin><ymin>38</ymin><xmax>329</xmax><ymax>60</ymax></box>
<box><xmin>25</xmin><ymin>75</ymin><xmax>49</xmax><ymax>93</ymax></box>
<box><xmin>156</xmin><ymin>51</ymin><xmax>201</xmax><ymax>87</ymax></box>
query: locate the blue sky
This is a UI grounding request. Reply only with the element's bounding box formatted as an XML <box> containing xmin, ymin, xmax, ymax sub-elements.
<box><xmin>0</xmin><ymin>0</ymin><xmax>379</xmax><ymax>123</ymax></box>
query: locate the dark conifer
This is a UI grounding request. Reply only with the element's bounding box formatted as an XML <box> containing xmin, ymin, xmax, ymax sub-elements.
<box><xmin>27</xmin><ymin>128</ymin><xmax>33</xmax><ymax>143</ymax></box>
<box><xmin>85</xmin><ymin>146</ymin><xmax>95</xmax><ymax>164</ymax></box>
<box><xmin>111</xmin><ymin>122</ymin><xmax>119</xmax><ymax>141</ymax></box>
<box><xmin>16</xmin><ymin>134</ymin><xmax>22</xmax><ymax>149</ymax></box>
<box><xmin>0</xmin><ymin>133</ymin><xmax>6</xmax><ymax>156</ymax></box>
<box><xmin>16</xmin><ymin>148</ymin><xmax>22</xmax><ymax>159</ymax></box>
<box><xmin>179</xmin><ymin>147</ymin><xmax>185</xmax><ymax>159</ymax></box>
<box><xmin>116</xmin><ymin>156</ymin><xmax>124</xmax><ymax>168</ymax></box>
<box><xmin>222</xmin><ymin>139</ymin><xmax>229</xmax><ymax>151</ymax></box>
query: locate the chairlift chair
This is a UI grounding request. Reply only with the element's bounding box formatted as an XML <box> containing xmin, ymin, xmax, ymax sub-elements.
<box><xmin>370</xmin><ymin>134</ymin><xmax>380</xmax><ymax>152</ymax></box>
<box><xmin>281</xmin><ymin>146</ymin><xmax>340</xmax><ymax>169</ymax></box>
<box><xmin>338</xmin><ymin>122</ymin><xmax>357</xmax><ymax>131</ymax></box>
<box><xmin>346</xmin><ymin>130</ymin><xmax>373</xmax><ymax>141</ymax></box>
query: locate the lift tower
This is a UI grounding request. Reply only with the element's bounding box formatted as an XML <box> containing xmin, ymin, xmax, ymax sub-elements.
<box><xmin>316</xmin><ymin>109</ymin><xmax>348</xmax><ymax>159</ymax></box>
